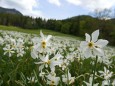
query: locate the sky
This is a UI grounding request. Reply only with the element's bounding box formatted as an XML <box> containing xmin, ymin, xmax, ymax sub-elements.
<box><xmin>0</xmin><ymin>0</ymin><xmax>115</xmax><ymax>19</ymax></box>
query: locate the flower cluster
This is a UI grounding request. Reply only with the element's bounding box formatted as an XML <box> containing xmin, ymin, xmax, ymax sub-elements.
<box><xmin>0</xmin><ymin>30</ymin><xmax>115</xmax><ymax>85</ymax></box>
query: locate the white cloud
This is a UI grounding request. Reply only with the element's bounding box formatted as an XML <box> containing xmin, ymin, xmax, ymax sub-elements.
<box><xmin>47</xmin><ymin>0</ymin><xmax>61</xmax><ymax>6</ymax></box>
<box><xmin>66</xmin><ymin>0</ymin><xmax>81</xmax><ymax>5</ymax></box>
<box><xmin>66</xmin><ymin>0</ymin><xmax>115</xmax><ymax>11</ymax></box>
<box><xmin>0</xmin><ymin>0</ymin><xmax>44</xmax><ymax>18</ymax></box>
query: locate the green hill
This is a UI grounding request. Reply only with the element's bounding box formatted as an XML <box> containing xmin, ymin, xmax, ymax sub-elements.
<box><xmin>0</xmin><ymin>7</ymin><xmax>22</xmax><ymax>15</ymax></box>
<box><xmin>0</xmin><ymin>25</ymin><xmax>81</xmax><ymax>40</ymax></box>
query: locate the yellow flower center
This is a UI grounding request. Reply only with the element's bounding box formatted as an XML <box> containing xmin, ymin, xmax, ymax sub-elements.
<box><xmin>45</xmin><ymin>60</ymin><xmax>51</xmax><ymax>65</ymax></box>
<box><xmin>47</xmin><ymin>60</ymin><xmax>51</xmax><ymax>64</ymax></box>
<box><xmin>11</xmin><ymin>45</ymin><xmax>15</xmax><ymax>48</ymax></box>
<box><xmin>88</xmin><ymin>42</ymin><xmax>94</xmax><ymax>48</ymax></box>
<box><xmin>7</xmin><ymin>50</ymin><xmax>11</xmax><ymax>52</ymax></box>
<box><xmin>41</xmin><ymin>41</ymin><xmax>46</xmax><ymax>48</ymax></box>
<box><xmin>30</xmin><ymin>46</ymin><xmax>34</xmax><ymax>50</ymax></box>
<box><xmin>51</xmin><ymin>81</ymin><xmax>55</xmax><ymax>86</ymax></box>
<box><xmin>69</xmin><ymin>79</ymin><xmax>74</xmax><ymax>84</ymax></box>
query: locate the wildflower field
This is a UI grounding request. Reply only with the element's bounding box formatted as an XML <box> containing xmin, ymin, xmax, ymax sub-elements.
<box><xmin>0</xmin><ymin>26</ymin><xmax>115</xmax><ymax>86</ymax></box>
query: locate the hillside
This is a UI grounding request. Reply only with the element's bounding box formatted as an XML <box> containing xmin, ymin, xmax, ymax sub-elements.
<box><xmin>0</xmin><ymin>7</ymin><xmax>22</xmax><ymax>15</ymax></box>
<box><xmin>0</xmin><ymin>25</ymin><xmax>81</xmax><ymax>40</ymax></box>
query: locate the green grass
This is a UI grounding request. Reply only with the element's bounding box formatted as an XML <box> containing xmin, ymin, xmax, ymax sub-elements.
<box><xmin>0</xmin><ymin>25</ymin><xmax>114</xmax><ymax>86</ymax></box>
<box><xmin>0</xmin><ymin>25</ymin><xmax>82</xmax><ymax>40</ymax></box>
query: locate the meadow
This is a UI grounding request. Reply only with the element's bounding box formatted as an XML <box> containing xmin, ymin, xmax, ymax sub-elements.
<box><xmin>0</xmin><ymin>25</ymin><xmax>115</xmax><ymax>86</ymax></box>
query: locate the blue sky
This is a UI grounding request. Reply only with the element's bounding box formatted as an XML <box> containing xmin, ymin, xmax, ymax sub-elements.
<box><xmin>0</xmin><ymin>0</ymin><xmax>115</xmax><ymax>19</ymax></box>
<box><xmin>38</xmin><ymin>0</ymin><xmax>89</xmax><ymax>19</ymax></box>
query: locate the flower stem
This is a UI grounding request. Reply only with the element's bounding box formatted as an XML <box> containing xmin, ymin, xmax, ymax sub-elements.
<box><xmin>67</xmin><ymin>68</ymin><xmax>69</xmax><ymax>86</ymax></box>
<box><xmin>92</xmin><ymin>56</ymin><xmax>98</xmax><ymax>86</ymax></box>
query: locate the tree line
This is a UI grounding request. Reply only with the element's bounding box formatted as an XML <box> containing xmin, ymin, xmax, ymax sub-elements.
<box><xmin>0</xmin><ymin>13</ymin><xmax>115</xmax><ymax>45</ymax></box>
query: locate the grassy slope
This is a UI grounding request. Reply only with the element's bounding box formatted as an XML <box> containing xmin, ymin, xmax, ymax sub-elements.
<box><xmin>0</xmin><ymin>25</ymin><xmax>81</xmax><ymax>40</ymax></box>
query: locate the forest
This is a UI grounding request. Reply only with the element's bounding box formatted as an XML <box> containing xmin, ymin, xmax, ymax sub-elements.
<box><xmin>0</xmin><ymin>12</ymin><xmax>115</xmax><ymax>45</ymax></box>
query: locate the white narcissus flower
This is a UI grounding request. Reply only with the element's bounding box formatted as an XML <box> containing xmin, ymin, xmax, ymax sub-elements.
<box><xmin>38</xmin><ymin>30</ymin><xmax>52</xmax><ymax>52</ymax></box>
<box><xmin>112</xmin><ymin>79</ymin><xmax>115</xmax><ymax>86</ymax></box>
<box><xmin>59</xmin><ymin>59</ymin><xmax>69</xmax><ymax>70</ymax></box>
<box><xmin>99</xmin><ymin>67</ymin><xmax>113</xmax><ymax>80</ymax></box>
<box><xmin>52</xmin><ymin>52</ymin><xmax>63</xmax><ymax>60</ymax></box>
<box><xmin>66</xmin><ymin>54</ymin><xmax>74</xmax><ymax>62</ymax></box>
<box><xmin>62</xmin><ymin>70</ymin><xmax>75</xmax><ymax>85</ymax></box>
<box><xmin>39</xmin><ymin>71</ymin><xmax>46</xmax><ymax>80</ymax></box>
<box><xmin>35</xmin><ymin>54</ymin><xmax>62</xmax><ymax>71</ymax></box>
<box><xmin>46</xmin><ymin>73</ymin><xmax>60</xmax><ymax>86</ymax></box>
<box><xmin>84</xmin><ymin>76</ymin><xmax>99</xmax><ymax>86</ymax></box>
<box><xmin>27</xmin><ymin>76</ymin><xmax>37</xmax><ymax>83</ymax></box>
<box><xmin>3</xmin><ymin>45</ymin><xmax>15</xmax><ymax>57</ymax></box>
<box><xmin>102</xmin><ymin>80</ymin><xmax>110</xmax><ymax>86</ymax></box>
<box><xmin>10</xmin><ymin>38</ymin><xmax>16</xmax><ymax>48</ymax></box>
<box><xmin>31</xmin><ymin>31</ymin><xmax>52</xmax><ymax>54</ymax></box>
<box><xmin>34</xmin><ymin>55</ymin><xmax>50</xmax><ymax>71</ymax></box>
<box><xmin>40</xmin><ymin>30</ymin><xmax>52</xmax><ymax>48</ymax></box>
<box><xmin>80</xmin><ymin>30</ymin><xmax>108</xmax><ymax>58</ymax></box>
<box><xmin>0</xmin><ymin>37</ymin><xmax>4</xmax><ymax>45</ymax></box>
<box><xmin>31</xmin><ymin>46</ymin><xmax>39</xmax><ymax>59</ymax></box>
<box><xmin>16</xmin><ymin>49</ymin><xmax>25</xmax><ymax>57</ymax></box>
<box><xmin>97</xmin><ymin>56</ymin><xmax>112</xmax><ymax>67</ymax></box>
